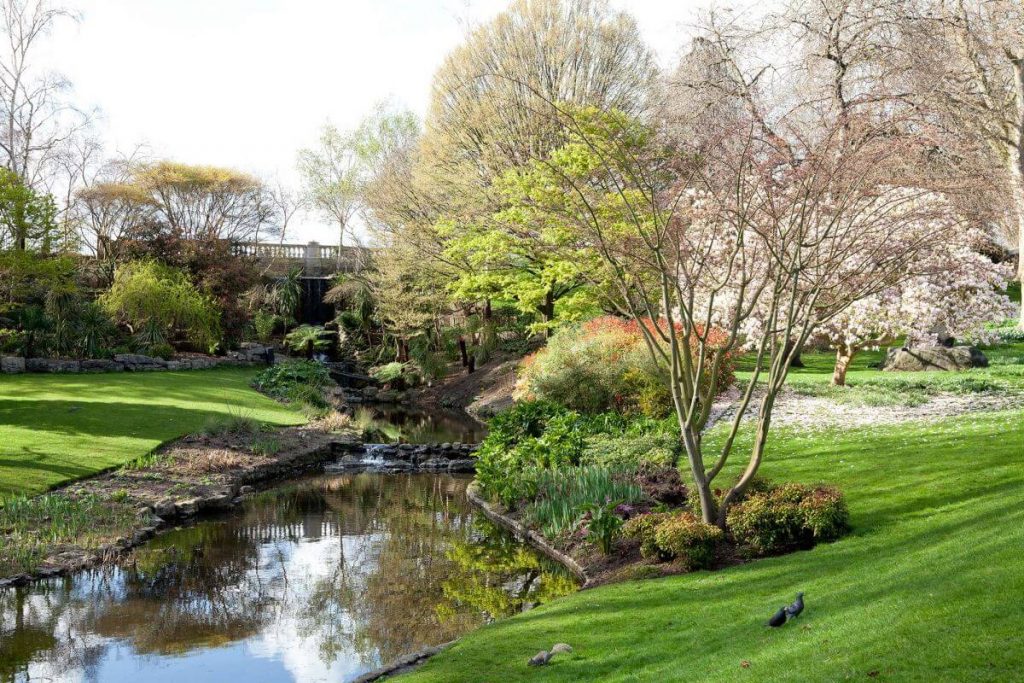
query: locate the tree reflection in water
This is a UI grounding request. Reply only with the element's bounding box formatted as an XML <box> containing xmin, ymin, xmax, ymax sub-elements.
<box><xmin>0</xmin><ymin>473</ymin><xmax>576</xmax><ymax>683</ymax></box>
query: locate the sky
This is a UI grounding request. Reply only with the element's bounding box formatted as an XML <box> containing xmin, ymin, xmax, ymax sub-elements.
<box><xmin>46</xmin><ymin>0</ymin><xmax>715</xmax><ymax>243</ymax></box>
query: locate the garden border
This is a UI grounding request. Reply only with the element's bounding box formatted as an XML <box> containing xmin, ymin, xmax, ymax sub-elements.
<box><xmin>466</xmin><ymin>481</ymin><xmax>590</xmax><ymax>586</ymax></box>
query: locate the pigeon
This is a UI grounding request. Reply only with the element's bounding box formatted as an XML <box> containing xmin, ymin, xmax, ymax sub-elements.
<box><xmin>767</xmin><ymin>606</ymin><xmax>788</xmax><ymax>628</ymax></box>
<box><xmin>528</xmin><ymin>651</ymin><xmax>552</xmax><ymax>667</ymax></box>
<box><xmin>785</xmin><ymin>592</ymin><xmax>804</xmax><ymax>619</ymax></box>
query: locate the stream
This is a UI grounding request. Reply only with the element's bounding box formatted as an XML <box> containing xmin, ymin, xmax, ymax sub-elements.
<box><xmin>0</xmin><ymin>472</ymin><xmax>576</xmax><ymax>683</ymax></box>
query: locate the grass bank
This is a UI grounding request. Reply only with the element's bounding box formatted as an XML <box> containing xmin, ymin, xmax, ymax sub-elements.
<box><xmin>407</xmin><ymin>348</ymin><xmax>1024</xmax><ymax>682</ymax></box>
<box><xmin>0</xmin><ymin>368</ymin><xmax>305</xmax><ymax>498</ymax></box>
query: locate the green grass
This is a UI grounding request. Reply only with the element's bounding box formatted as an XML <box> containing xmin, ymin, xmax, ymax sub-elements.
<box><xmin>0</xmin><ymin>368</ymin><xmax>305</xmax><ymax>498</ymax></box>
<box><xmin>408</xmin><ymin>349</ymin><xmax>1024</xmax><ymax>682</ymax></box>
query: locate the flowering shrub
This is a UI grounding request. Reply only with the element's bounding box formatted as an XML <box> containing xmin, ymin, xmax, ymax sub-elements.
<box><xmin>726</xmin><ymin>482</ymin><xmax>849</xmax><ymax>556</ymax></box>
<box><xmin>623</xmin><ymin>511</ymin><xmax>723</xmax><ymax>569</ymax></box>
<box><xmin>515</xmin><ymin>316</ymin><xmax>737</xmax><ymax>417</ymax></box>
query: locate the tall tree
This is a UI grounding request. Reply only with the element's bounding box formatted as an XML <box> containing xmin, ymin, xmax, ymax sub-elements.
<box><xmin>420</xmin><ymin>0</ymin><xmax>658</xmax><ymax>329</ymax></box>
<box><xmin>0</xmin><ymin>0</ymin><xmax>88</xmax><ymax>191</ymax></box>
<box><xmin>899</xmin><ymin>0</ymin><xmax>1024</xmax><ymax>325</ymax></box>
<box><xmin>131</xmin><ymin>161</ymin><xmax>273</xmax><ymax>242</ymax></box>
<box><xmin>297</xmin><ymin>123</ymin><xmax>365</xmax><ymax>251</ymax></box>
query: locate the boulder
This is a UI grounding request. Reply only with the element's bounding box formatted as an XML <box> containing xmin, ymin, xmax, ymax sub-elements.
<box><xmin>80</xmin><ymin>359</ymin><xmax>123</xmax><ymax>372</ymax></box>
<box><xmin>1</xmin><ymin>356</ymin><xmax>25</xmax><ymax>374</ymax></box>
<box><xmin>882</xmin><ymin>345</ymin><xmax>988</xmax><ymax>372</ymax></box>
<box><xmin>26</xmin><ymin>358</ymin><xmax>80</xmax><ymax>373</ymax></box>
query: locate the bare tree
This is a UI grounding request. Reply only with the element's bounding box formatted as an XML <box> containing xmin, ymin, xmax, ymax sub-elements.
<box><xmin>297</xmin><ymin>123</ymin><xmax>365</xmax><ymax>251</ymax></box>
<box><xmin>267</xmin><ymin>177</ymin><xmax>306</xmax><ymax>245</ymax></box>
<box><xmin>0</xmin><ymin>0</ymin><xmax>89</xmax><ymax>191</ymax></box>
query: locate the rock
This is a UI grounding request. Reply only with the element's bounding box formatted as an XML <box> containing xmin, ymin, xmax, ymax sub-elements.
<box><xmin>447</xmin><ymin>459</ymin><xmax>476</xmax><ymax>473</ymax></box>
<box><xmin>377</xmin><ymin>390</ymin><xmax>400</xmax><ymax>403</ymax></box>
<box><xmin>239</xmin><ymin>485</ymin><xmax>255</xmax><ymax>495</ymax></box>
<box><xmin>528</xmin><ymin>651</ymin><xmax>552</xmax><ymax>667</ymax></box>
<box><xmin>1</xmin><ymin>356</ymin><xmax>25</xmax><ymax>373</ymax></box>
<box><xmin>201</xmin><ymin>492</ymin><xmax>234</xmax><ymax>510</ymax></box>
<box><xmin>175</xmin><ymin>498</ymin><xmax>201</xmax><ymax>517</ymax></box>
<box><xmin>550</xmin><ymin>643</ymin><xmax>573</xmax><ymax>655</ymax></box>
<box><xmin>154</xmin><ymin>499</ymin><xmax>176</xmax><ymax>518</ymax></box>
<box><xmin>361</xmin><ymin>386</ymin><xmax>379</xmax><ymax>399</ymax></box>
<box><xmin>165</xmin><ymin>360</ymin><xmax>181</xmax><ymax>371</ymax></box>
<box><xmin>26</xmin><ymin>358</ymin><xmax>80</xmax><ymax>373</ymax></box>
<box><xmin>882</xmin><ymin>345</ymin><xmax>988</xmax><ymax>372</ymax></box>
<box><xmin>440</xmin><ymin>443</ymin><xmax>452</xmax><ymax>451</ymax></box>
<box><xmin>80</xmin><ymin>359</ymin><xmax>123</xmax><ymax>372</ymax></box>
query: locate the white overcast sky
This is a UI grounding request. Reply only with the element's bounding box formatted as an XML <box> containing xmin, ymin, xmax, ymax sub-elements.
<box><xmin>46</xmin><ymin>0</ymin><xmax>715</xmax><ymax>243</ymax></box>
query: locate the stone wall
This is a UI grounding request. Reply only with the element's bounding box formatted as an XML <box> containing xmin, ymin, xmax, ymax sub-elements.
<box><xmin>1</xmin><ymin>344</ymin><xmax>273</xmax><ymax>375</ymax></box>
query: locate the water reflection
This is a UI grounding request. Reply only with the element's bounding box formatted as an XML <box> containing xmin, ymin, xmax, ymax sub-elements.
<box><xmin>0</xmin><ymin>473</ymin><xmax>576</xmax><ymax>683</ymax></box>
<box><xmin>354</xmin><ymin>405</ymin><xmax>487</xmax><ymax>444</ymax></box>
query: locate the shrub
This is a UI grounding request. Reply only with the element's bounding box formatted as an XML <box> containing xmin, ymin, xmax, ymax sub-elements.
<box><xmin>251</xmin><ymin>359</ymin><xmax>332</xmax><ymax>407</ymax></box>
<box><xmin>149</xmin><ymin>343</ymin><xmax>175</xmax><ymax>360</ymax></box>
<box><xmin>583</xmin><ymin>431</ymin><xmax>680</xmax><ymax>469</ymax></box>
<box><xmin>101</xmin><ymin>261</ymin><xmax>221</xmax><ymax>351</ymax></box>
<box><xmin>253</xmin><ymin>310</ymin><xmax>282</xmax><ymax>342</ymax></box>
<box><xmin>624</xmin><ymin>511</ymin><xmax>722</xmax><ymax>569</ymax></box>
<box><xmin>516</xmin><ymin>316</ymin><xmax>737</xmax><ymax>417</ymax></box>
<box><xmin>284</xmin><ymin>324</ymin><xmax>333</xmax><ymax>358</ymax></box>
<box><xmin>652</xmin><ymin>513</ymin><xmax>724</xmax><ymax>570</ymax></box>
<box><xmin>623</xmin><ymin>512</ymin><xmax>673</xmax><ymax>558</ymax></box>
<box><xmin>474</xmin><ymin>401</ymin><xmax>588</xmax><ymax>506</ymax></box>
<box><xmin>726</xmin><ymin>482</ymin><xmax>849</xmax><ymax>556</ymax></box>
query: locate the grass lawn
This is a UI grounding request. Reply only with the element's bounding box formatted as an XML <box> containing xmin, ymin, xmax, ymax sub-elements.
<box><xmin>408</xmin><ymin>350</ymin><xmax>1024</xmax><ymax>682</ymax></box>
<box><xmin>0</xmin><ymin>368</ymin><xmax>305</xmax><ymax>498</ymax></box>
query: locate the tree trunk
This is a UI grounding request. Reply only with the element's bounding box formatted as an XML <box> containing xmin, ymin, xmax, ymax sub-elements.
<box><xmin>539</xmin><ymin>290</ymin><xmax>555</xmax><ymax>338</ymax></box>
<box><xmin>458</xmin><ymin>337</ymin><xmax>469</xmax><ymax>367</ymax></box>
<box><xmin>784</xmin><ymin>339</ymin><xmax>804</xmax><ymax>368</ymax></box>
<box><xmin>832</xmin><ymin>345</ymin><xmax>856</xmax><ymax>386</ymax></box>
<box><xmin>1009</xmin><ymin>55</ymin><xmax>1024</xmax><ymax>329</ymax></box>
<box><xmin>484</xmin><ymin>298</ymin><xmax>492</xmax><ymax>321</ymax></box>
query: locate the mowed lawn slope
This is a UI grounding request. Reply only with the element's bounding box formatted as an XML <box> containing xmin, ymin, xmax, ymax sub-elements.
<box><xmin>0</xmin><ymin>368</ymin><xmax>304</xmax><ymax>497</ymax></box>
<box><xmin>408</xmin><ymin>373</ymin><xmax>1024</xmax><ymax>680</ymax></box>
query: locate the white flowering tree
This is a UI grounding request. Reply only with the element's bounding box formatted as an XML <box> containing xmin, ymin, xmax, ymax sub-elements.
<box><xmin>816</xmin><ymin>230</ymin><xmax>1017</xmax><ymax>385</ymax></box>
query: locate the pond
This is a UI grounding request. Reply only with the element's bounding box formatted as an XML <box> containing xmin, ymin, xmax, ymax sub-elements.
<box><xmin>352</xmin><ymin>404</ymin><xmax>488</xmax><ymax>444</ymax></box>
<box><xmin>0</xmin><ymin>473</ymin><xmax>576</xmax><ymax>683</ymax></box>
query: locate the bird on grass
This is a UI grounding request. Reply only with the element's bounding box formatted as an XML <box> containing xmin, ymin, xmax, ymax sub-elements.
<box><xmin>785</xmin><ymin>592</ymin><xmax>804</xmax><ymax>619</ymax></box>
<box><xmin>767</xmin><ymin>606</ymin><xmax>788</xmax><ymax>628</ymax></box>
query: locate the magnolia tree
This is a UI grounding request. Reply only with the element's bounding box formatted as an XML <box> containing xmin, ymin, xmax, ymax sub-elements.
<box><xmin>817</xmin><ymin>229</ymin><xmax>1016</xmax><ymax>385</ymax></box>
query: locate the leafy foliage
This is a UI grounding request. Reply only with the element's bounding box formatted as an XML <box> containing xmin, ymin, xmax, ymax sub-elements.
<box><xmin>516</xmin><ymin>316</ymin><xmax>737</xmax><ymax>417</ymax></box>
<box><xmin>623</xmin><ymin>511</ymin><xmax>723</xmax><ymax>569</ymax></box>
<box><xmin>100</xmin><ymin>261</ymin><xmax>221</xmax><ymax>352</ymax></box>
<box><xmin>524</xmin><ymin>465</ymin><xmax>643</xmax><ymax>539</ymax></box>
<box><xmin>284</xmin><ymin>324</ymin><xmax>333</xmax><ymax>358</ymax></box>
<box><xmin>251</xmin><ymin>359</ymin><xmax>332</xmax><ymax>404</ymax></box>
<box><xmin>725</xmin><ymin>482</ymin><xmax>849</xmax><ymax>556</ymax></box>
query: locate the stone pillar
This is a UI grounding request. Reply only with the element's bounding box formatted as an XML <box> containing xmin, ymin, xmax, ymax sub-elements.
<box><xmin>304</xmin><ymin>241</ymin><xmax>320</xmax><ymax>276</ymax></box>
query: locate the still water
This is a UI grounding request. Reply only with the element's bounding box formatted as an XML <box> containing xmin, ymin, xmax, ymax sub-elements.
<box><xmin>354</xmin><ymin>405</ymin><xmax>488</xmax><ymax>444</ymax></box>
<box><xmin>0</xmin><ymin>473</ymin><xmax>576</xmax><ymax>683</ymax></box>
